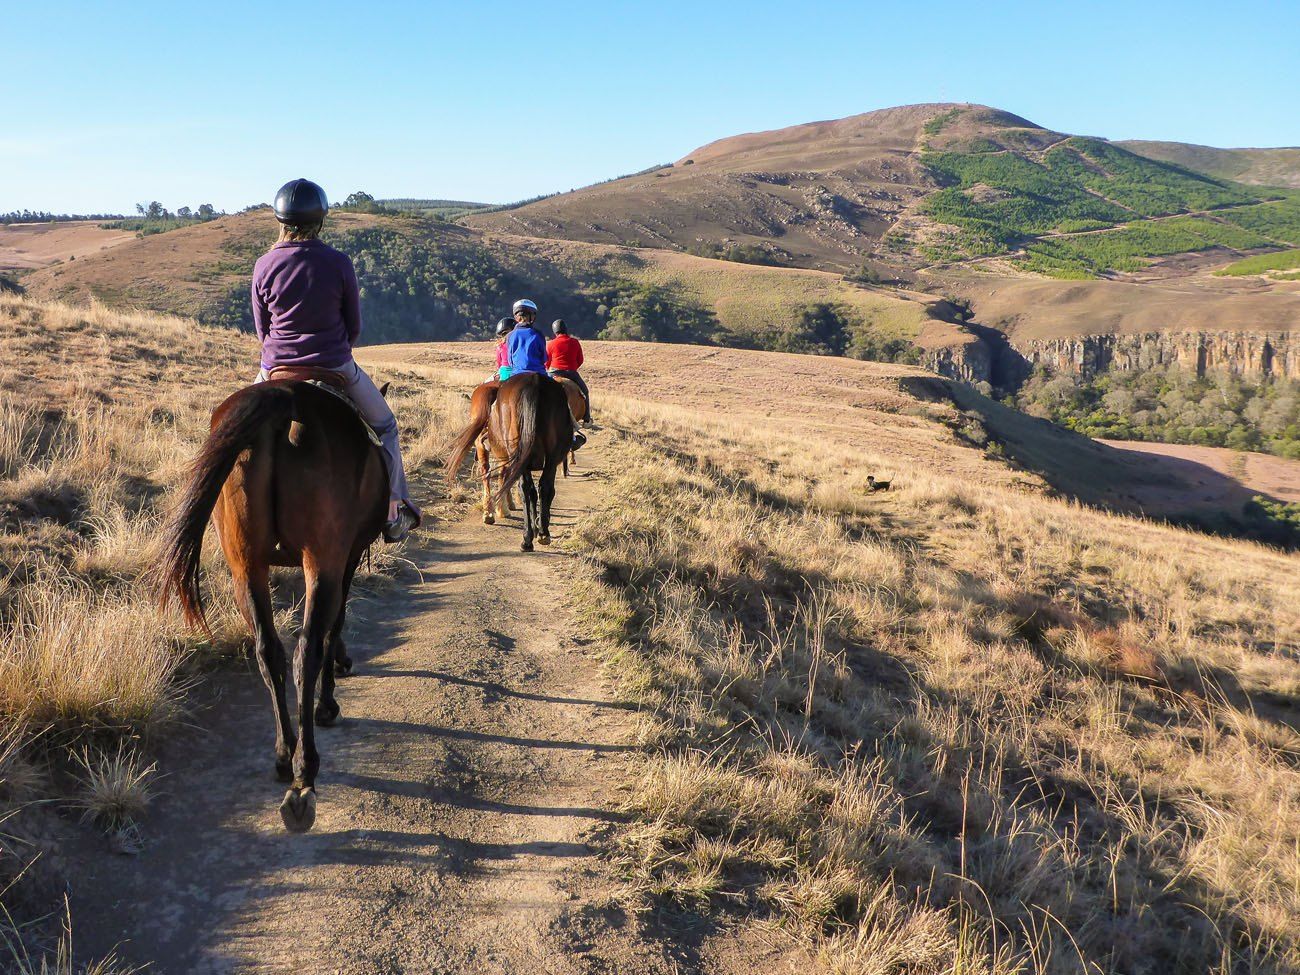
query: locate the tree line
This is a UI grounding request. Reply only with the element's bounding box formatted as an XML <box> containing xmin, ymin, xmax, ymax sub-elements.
<box><xmin>1</xmin><ymin>210</ymin><xmax>126</xmax><ymax>224</ymax></box>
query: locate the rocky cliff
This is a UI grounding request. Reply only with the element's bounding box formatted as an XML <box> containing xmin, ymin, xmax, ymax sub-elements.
<box><xmin>1014</xmin><ymin>330</ymin><xmax>1299</xmax><ymax>381</ymax></box>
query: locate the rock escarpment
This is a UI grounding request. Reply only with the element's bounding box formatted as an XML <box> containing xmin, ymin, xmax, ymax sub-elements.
<box><xmin>919</xmin><ymin>326</ymin><xmax>1300</xmax><ymax>389</ymax></box>
<box><xmin>1015</xmin><ymin>331</ymin><xmax>1299</xmax><ymax>380</ymax></box>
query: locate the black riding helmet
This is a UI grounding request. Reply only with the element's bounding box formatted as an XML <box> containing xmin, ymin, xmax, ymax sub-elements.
<box><xmin>274</xmin><ymin>178</ymin><xmax>329</xmax><ymax>225</ymax></box>
<box><xmin>552</xmin><ymin>319</ymin><xmax>568</xmax><ymax>336</ymax></box>
<box><xmin>494</xmin><ymin>316</ymin><xmax>514</xmax><ymax>337</ymax></box>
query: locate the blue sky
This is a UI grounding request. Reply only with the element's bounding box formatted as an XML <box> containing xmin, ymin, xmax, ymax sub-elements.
<box><xmin>3</xmin><ymin>0</ymin><xmax>1297</xmax><ymax>214</ymax></box>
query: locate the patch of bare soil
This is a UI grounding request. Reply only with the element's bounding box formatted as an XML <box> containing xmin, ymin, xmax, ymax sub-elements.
<box><xmin>1098</xmin><ymin>439</ymin><xmax>1300</xmax><ymax>511</ymax></box>
<box><xmin>0</xmin><ymin>222</ymin><xmax>136</xmax><ymax>273</ymax></box>
<box><xmin>60</xmin><ymin>441</ymin><xmax>687</xmax><ymax>974</ymax></box>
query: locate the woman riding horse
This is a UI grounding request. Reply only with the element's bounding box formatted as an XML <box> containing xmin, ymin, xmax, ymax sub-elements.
<box><xmin>159</xmin><ymin>179</ymin><xmax>419</xmax><ymax>832</ymax></box>
<box><xmin>252</xmin><ymin>178</ymin><xmax>419</xmax><ymax>541</ymax></box>
<box><xmin>546</xmin><ymin>319</ymin><xmax>591</xmax><ymax>424</ymax></box>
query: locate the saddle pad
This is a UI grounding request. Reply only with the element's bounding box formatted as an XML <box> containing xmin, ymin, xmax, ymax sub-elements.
<box><xmin>303</xmin><ymin>380</ymin><xmax>384</xmax><ymax>448</ymax></box>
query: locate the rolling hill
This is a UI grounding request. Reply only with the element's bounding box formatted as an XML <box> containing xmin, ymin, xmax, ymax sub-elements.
<box><xmin>1119</xmin><ymin>140</ymin><xmax>1300</xmax><ymax>189</ymax></box>
<box><xmin>467</xmin><ymin>103</ymin><xmax>1300</xmax><ymax>278</ymax></box>
<box><xmin>15</xmin><ymin>103</ymin><xmax>1300</xmax><ymax>398</ymax></box>
<box><xmin>19</xmin><ymin>209</ymin><xmax>940</xmax><ymax>354</ymax></box>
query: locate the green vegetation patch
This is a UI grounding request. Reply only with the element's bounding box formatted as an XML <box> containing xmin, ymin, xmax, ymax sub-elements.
<box><xmin>1021</xmin><ymin>217</ymin><xmax>1274</xmax><ymax>277</ymax></box>
<box><xmin>1015</xmin><ymin>363</ymin><xmax>1300</xmax><ymax>459</ymax></box>
<box><xmin>684</xmin><ymin>241</ymin><xmax>786</xmax><ymax>266</ymax></box>
<box><xmin>1217</xmin><ymin>196</ymin><xmax>1300</xmax><ymax>245</ymax></box>
<box><xmin>921</xmin><ymin>152</ymin><xmax>1130</xmax><ymax>242</ymax></box>
<box><xmin>1046</xmin><ymin>138</ymin><xmax>1257</xmax><ymax>217</ymax></box>
<box><xmin>1243</xmin><ymin>496</ymin><xmax>1300</xmax><ymax>548</ymax></box>
<box><xmin>379</xmin><ymin>198</ymin><xmax>489</xmax><ymax>220</ymax></box>
<box><xmin>1215</xmin><ymin>248</ymin><xmax>1300</xmax><ymax>276</ymax></box>
<box><xmin>920</xmin><ymin>140</ymin><xmax>1273</xmax><ymax>270</ymax></box>
<box><xmin>923</xmin><ymin>108</ymin><xmax>963</xmax><ymax>136</ymax></box>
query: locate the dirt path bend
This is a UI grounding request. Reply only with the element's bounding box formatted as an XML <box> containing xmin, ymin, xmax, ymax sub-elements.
<box><xmin>67</xmin><ymin>442</ymin><xmax>665</xmax><ymax>974</ymax></box>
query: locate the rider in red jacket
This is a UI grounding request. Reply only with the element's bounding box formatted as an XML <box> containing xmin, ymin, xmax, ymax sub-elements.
<box><xmin>545</xmin><ymin>320</ymin><xmax>590</xmax><ymax>421</ymax></box>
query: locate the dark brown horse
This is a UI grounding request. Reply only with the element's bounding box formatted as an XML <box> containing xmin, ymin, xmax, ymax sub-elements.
<box><xmin>158</xmin><ymin>379</ymin><xmax>388</xmax><ymax>832</ymax></box>
<box><xmin>446</xmin><ymin>372</ymin><xmax>572</xmax><ymax>551</ymax></box>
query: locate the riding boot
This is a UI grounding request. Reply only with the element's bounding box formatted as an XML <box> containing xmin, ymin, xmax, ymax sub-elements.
<box><xmin>383</xmin><ymin>503</ymin><xmax>418</xmax><ymax>543</ymax></box>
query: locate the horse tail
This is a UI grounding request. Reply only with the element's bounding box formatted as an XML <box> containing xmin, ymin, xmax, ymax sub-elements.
<box><xmin>497</xmin><ymin>375</ymin><xmax>540</xmax><ymax>503</ymax></box>
<box><xmin>444</xmin><ymin>382</ymin><xmax>498</xmax><ymax>484</ymax></box>
<box><xmin>158</xmin><ymin>384</ymin><xmax>294</xmax><ymax>632</ymax></box>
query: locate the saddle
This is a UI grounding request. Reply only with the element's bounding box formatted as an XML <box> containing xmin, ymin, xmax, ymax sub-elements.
<box><xmin>267</xmin><ymin>365</ymin><xmax>348</xmax><ymax>389</ymax></box>
<box><xmin>265</xmin><ymin>366</ymin><xmax>383</xmax><ymax>448</ymax></box>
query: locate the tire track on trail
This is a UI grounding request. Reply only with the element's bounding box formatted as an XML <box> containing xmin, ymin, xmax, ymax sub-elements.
<box><xmin>64</xmin><ymin>441</ymin><xmax>668</xmax><ymax>974</ymax></box>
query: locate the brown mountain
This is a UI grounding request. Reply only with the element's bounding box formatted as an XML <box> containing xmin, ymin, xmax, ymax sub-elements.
<box><xmin>466</xmin><ymin>103</ymin><xmax>1056</xmax><ymax>271</ymax></box>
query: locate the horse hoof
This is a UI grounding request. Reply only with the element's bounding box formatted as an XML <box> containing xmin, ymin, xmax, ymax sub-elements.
<box><xmin>275</xmin><ymin>758</ymin><xmax>294</xmax><ymax>783</ymax></box>
<box><xmin>521</xmin><ymin>540</ymin><xmax>534</xmax><ymax>552</ymax></box>
<box><xmin>538</xmin><ymin>534</ymin><xmax>551</xmax><ymax>546</ymax></box>
<box><xmin>483</xmin><ymin>513</ymin><xmax>495</xmax><ymax>525</ymax></box>
<box><xmin>280</xmin><ymin>787</ymin><xmax>317</xmax><ymax>833</ymax></box>
<box><xmin>334</xmin><ymin>655</ymin><xmax>353</xmax><ymax>678</ymax></box>
<box><xmin>316</xmin><ymin>700</ymin><xmax>341</xmax><ymax>726</ymax></box>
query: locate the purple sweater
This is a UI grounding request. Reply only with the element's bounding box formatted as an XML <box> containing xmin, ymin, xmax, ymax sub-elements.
<box><xmin>251</xmin><ymin>239</ymin><xmax>361</xmax><ymax>370</ymax></box>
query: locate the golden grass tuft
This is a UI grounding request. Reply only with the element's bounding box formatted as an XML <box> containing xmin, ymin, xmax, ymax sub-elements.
<box><xmin>72</xmin><ymin>745</ymin><xmax>157</xmax><ymax>830</ymax></box>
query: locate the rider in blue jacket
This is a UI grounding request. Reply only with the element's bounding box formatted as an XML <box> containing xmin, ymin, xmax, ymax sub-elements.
<box><xmin>507</xmin><ymin>299</ymin><xmax>548</xmax><ymax>374</ymax></box>
<box><xmin>507</xmin><ymin>298</ymin><xmax>585</xmax><ymax>450</ymax></box>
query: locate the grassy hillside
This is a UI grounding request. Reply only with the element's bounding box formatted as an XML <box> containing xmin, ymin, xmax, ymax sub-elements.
<box><xmin>1216</xmin><ymin>247</ymin><xmax>1300</xmax><ymax>278</ymax></box>
<box><xmin>20</xmin><ymin>210</ymin><xmax>937</xmax><ymax>358</ymax></box>
<box><xmin>567</xmin><ymin>392</ymin><xmax>1299</xmax><ymax>973</ymax></box>
<box><xmin>1119</xmin><ymin>140</ymin><xmax>1300</xmax><ymax>189</ymax></box>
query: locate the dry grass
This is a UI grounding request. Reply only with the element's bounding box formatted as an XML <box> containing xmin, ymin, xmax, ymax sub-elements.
<box><xmin>0</xmin><ymin>295</ymin><xmax>463</xmax><ymax>966</ymax></box>
<box><xmin>3</xmin><ymin>292</ymin><xmax>1298</xmax><ymax>971</ymax></box>
<box><xmin>72</xmin><ymin>745</ymin><xmax>156</xmax><ymax>830</ymax></box>
<box><xmin>569</xmin><ymin>389</ymin><xmax>1300</xmax><ymax>973</ymax></box>
<box><xmin>0</xmin><ymin>901</ymin><xmax>140</xmax><ymax>975</ymax></box>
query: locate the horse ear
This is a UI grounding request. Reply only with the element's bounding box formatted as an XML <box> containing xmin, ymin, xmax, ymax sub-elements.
<box><xmin>379</xmin><ymin>382</ymin><xmax>390</xmax><ymax>399</ymax></box>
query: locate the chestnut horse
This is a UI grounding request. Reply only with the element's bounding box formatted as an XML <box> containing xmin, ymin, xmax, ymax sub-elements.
<box><xmin>553</xmin><ymin>375</ymin><xmax>587</xmax><ymax>477</ymax></box>
<box><xmin>158</xmin><ymin>380</ymin><xmax>388</xmax><ymax>832</ymax></box>
<box><xmin>446</xmin><ymin>372</ymin><xmax>572</xmax><ymax>551</ymax></box>
<box><xmin>554</xmin><ymin>375</ymin><xmax>588</xmax><ymax>425</ymax></box>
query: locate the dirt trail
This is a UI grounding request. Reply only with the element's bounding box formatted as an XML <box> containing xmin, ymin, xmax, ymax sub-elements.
<box><xmin>65</xmin><ymin>443</ymin><xmax>665</xmax><ymax>974</ymax></box>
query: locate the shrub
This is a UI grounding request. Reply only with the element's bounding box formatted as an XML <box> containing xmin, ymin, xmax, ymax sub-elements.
<box><xmin>1215</xmin><ymin>247</ymin><xmax>1300</xmax><ymax>276</ymax></box>
<box><xmin>1014</xmin><ymin>364</ymin><xmax>1300</xmax><ymax>457</ymax></box>
<box><xmin>599</xmin><ymin>284</ymin><xmax>721</xmax><ymax>344</ymax></box>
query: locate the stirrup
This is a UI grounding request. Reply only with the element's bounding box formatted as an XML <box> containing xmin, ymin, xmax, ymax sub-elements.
<box><xmin>571</xmin><ymin>430</ymin><xmax>587</xmax><ymax>451</ymax></box>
